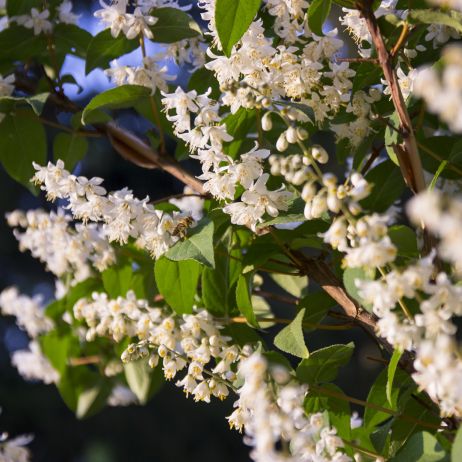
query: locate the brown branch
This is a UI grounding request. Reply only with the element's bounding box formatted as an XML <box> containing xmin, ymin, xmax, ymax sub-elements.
<box><xmin>360</xmin><ymin>1</ymin><xmax>426</xmax><ymax>194</ymax></box>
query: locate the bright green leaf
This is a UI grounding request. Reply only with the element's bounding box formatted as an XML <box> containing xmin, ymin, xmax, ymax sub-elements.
<box><xmin>308</xmin><ymin>0</ymin><xmax>332</xmax><ymax>36</ymax></box>
<box><xmin>391</xmin><ymin>431</ymin><xmax>447</xmax><ymax>462</ymax></box>
<box><xmin>274</xmin><ymin>308</ymin><xmax>309</xmax><ymax>359</ymax></box>
<box><xmin>154</xmin><ymin>257</ymin><xmax>201</xmax><ymax>314</ymax></box>
<box><xmin>166</xmin><ymin>219</ymin><xmax>215</xmax><ymax>268</ymax></box>
<box><xmin>236</xmin><ymin>274</ymin><xmax>259</xmax><ymax>328</ymax></box>
<box><xmin>387</xmin><ymin>349</ymin><xmax>403</xmax><ymax>405</ymax></box>
<box><xmin>270</xmin><ymin>273</ymin><xmax>308</xmax><ymax>298</ymax></box>
<box><xmin>215</xmin><ymin>0</ymin><xmax>261</xmax><ymax>56</ymax></box>
<box><xmin>124</xmin><ymin>359</ymin><xmax>164</xmax><ymax>405</ymax></box>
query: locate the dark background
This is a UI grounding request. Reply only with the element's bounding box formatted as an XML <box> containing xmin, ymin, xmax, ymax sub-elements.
<box><xmin>0</xmin><ymin>2</ymin><xmax>382</xmax><ymax>461</ymax></box>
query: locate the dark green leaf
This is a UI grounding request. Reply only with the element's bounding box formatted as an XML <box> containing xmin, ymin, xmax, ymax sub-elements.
<box><xmin>0</xmin><ymin>109</ymin><xmax>46</xmax><ymax>192</ymax></box>
<box><xmin>86</xmin><ymin>29</ymin><xmax>139</xmax><ymax>74</ymax></box>
<box><xmin>54</xmin><ymin>24</ymin><xmax>93</xmax><ymax>58</ymax></box>
<box><xmin>362</xmin><ymin>160</ymin><xmax>405</xmax><ymax>213</ymax></box>
<box><xmin>215</xmin><ymin>0</ymin><xmax>262</xmax><ymax>56</ymax></box>
<box><xmin>150</xmin><ymin>7</ymin><xmax>201</xmax><ymax>43</ymax></box>
<box><xmin>300</xmin><ymin>291</ymin><xmax>337</xmax><ymax>330</ymax></box>
<box><xmin>390</xmin><ymin>431</ymin><xmax>447</xmax><ymax>462</ymax></box>
<box><xmin>53</xmin><ymin>132</ymin><xmax>88</xmax><ymax>171</ymax></box>
<box><xmin>82</xmin><ymin>85</ymin><xmax>151</xmax><ymax>124</ymax></box>
<box><xmin>297</xmin><ymin>343</ymin><xmax>354</xmax><ymax>384</ymax></box>
<box><xmin>389</xmin><ymin>225</ymin><xmax>419</xmax><ymax>259</ymax></box>
<box><xmin>304</xmin><ymin>383</ymin><xmax>351</xmax><ymax>439</ymax></box>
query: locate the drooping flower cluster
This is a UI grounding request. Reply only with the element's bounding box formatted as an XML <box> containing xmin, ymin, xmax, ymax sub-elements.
<box><xmin>413</xmin><ymin>44</ymin><xmax>462</xmax><ymax>133</ymax></box>
<box><xmin>407</xmin><ymin>190</ymin><xmax>462</xmax><ymax>270</ymax></box>
<box><xmin>231</xmin><ymin>353</ymin><xmax>351</xmax><ymax>462</ymax></box>
<box><xmin>0</xmin><ymin>287</ymin><xmax>58</xmax><ymax>384</ymax></box>
<box><xmin>356</xmin><ymin>253</ymin><xmax>462</xmax><ymax>416</ymax></box>
<box><xmin>74</xmin><ymin>291</ymin><xmax>239</xmax><ymax>402</ymax></box>
<box><xmin>161</xmin><ymin>87</ymin><xmax>292</xmax><ymax>229</ymax></box>
<box><xmin>322</xmin><ymin>214</ymin><xmax>397</xmax><ymax>269</ymax></box>
<box><xmin>97</xmin><ymin>0</ymin><xmax>204</xmax><ymax>94</ymax></box>
<box><xmin>6</xmin><ymin>209</ymin><xmax>115</xmax><ymax>285</ymax></box>
<box><xmin>31</xmin><ymin>160</ymin><xmax>193</xmax><ymax>259</ymax></box>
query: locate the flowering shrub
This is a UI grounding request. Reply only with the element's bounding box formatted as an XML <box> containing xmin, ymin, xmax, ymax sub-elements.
<box><xmin>1</xmin><ymin>0</ymin><xmax>462</xmax><ymax>460</ymax></box>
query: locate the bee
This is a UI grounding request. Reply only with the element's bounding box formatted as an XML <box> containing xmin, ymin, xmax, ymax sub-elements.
<box><xmin>172</xmin><ymin>216</ymin><xmax>194</xmax><ymax>239</ymax></box>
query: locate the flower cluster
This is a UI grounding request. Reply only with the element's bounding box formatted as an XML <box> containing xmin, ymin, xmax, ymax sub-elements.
<box><xmin>0</xmin><ymin>287</ymin><xmax>52</xmax><ymax>338</ymax></box>
<box><xmin>6</xmin><ymin>209</ymin><xmax>115</xmax><ymax>285</ymax></box>
<box><xmin>31</xmin><ymin>160</ymin><xmax>192</xmax><ymax>259</ymax></box>
<box><xmin>0</xmin><ymin>430</ymin><xmax>32</xmax><ymax>462</ymax></box>
<box><xmin>413</xmin><ymin>44</ymin><xmax>462</xmax><ymax>133</ymax></box>
<box><xmin>7</xmin><ymin>1</ymin><xmax>79</xmax><ymax>35</ymax></box>
<box><xmin>357</xmin><ymin>253</ymin><xmax>462</xmax><ymax>416</ymax></box>
<box><xmin>322</xmin><ymin>214</ymin><xmax>397</xmax><ymax>269</ymax></box>
<box><xmin>161</xmin><ymin>87</ymin><xmax>292</xmax><ymax>229</ymax></box>
<box><xmin>106</xmin><ymin>56</ymin><xmax>174</xmax><ymax>94</ymax></box>
<box><xmin>231</xmin><ymin>353</ymin><xmax>350</xmax><ymax>462</ymax></box>
<box><xmin>407</xmin><ymin>190</ymin><xmax>462</xmax><ymax>271</ymax></box>
<box><xmin>74</xmin><ymin>291</ymin><xmax>239</xmax><ymax>402</ymax></box>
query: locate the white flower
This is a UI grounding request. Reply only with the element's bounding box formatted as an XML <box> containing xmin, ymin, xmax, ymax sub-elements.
<box><xmin>58</xmin><ymin>1</ymin><xmax>80</xmax><ymax>24</ymax></box>
<box><xmin>94</xmin><ymin>0</ymin><xmax>128</xmax><ymax>38</ymax></box>
<box><xmin>18</xmin><ymin>8</ymin><xmax>52</xmax><ymax>35</ymax></box>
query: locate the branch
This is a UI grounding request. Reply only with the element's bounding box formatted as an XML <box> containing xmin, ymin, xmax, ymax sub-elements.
<box><xmin>360</xmin><ymin>1</ymin><xmax>426</xmax><ymax>194</ymax></box>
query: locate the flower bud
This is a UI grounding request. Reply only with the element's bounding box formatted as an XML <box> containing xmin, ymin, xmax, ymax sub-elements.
<box><xmin>311</xmin><ymin>194</ymin><xmax>327</xmax><ymax>218</ymax></box>
<box><xmin>286</xmin><ymin>126</ymin><xmax>298</xmax><ymax>144</ymax></box>
<box><xmin>327</xmin><ymin>192</ymin><xmax>341</xmax><ymax>213</ymax></box>
<box><xmin>304</xmin><ymin>201</ymin><xmax>313</xmax><ymax>220</ymax></box>
<box><xmin>297</xmin><ymin>127</ymin><xmax>308</xmax><ymax>140</ymax></box>
<box><xmin>261</xmin><ymin>112</ymin><xmax>273</xmax><ymax>131</ymax></box>
<box><xmin>301</xmin><ymin>181</ymin><xmax>316</xmax><ymax>202</ymax></box>
<box><xmin>276</xmin><ymin>133</ymin><xmax>289</xmax><ymax>152</ymax></box>
<box><xmin>311</xmin><ymin>145</ymin><xmax>329</xmax><ymax>164</ymax></box>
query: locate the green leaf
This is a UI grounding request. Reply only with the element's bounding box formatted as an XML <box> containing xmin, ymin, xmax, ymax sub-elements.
<box><xmin>258</xmin><ymin>197</ymin><xmax>305</xmax><ymax>227</ymax></box>
<box><xmin>124</xmin><ymin>359</ymin><xmax>164</xmax><ymax>405</ymax></box>
<box><xmin>236</xmin><ymin>274</ymin><xmax>259</xmax><ymax>328</ymax></box>
<box><xmin>362</xmin><ymin>160</ymin><xmax>405</xmax><ymax>213</ymax></box>
<box><xmin>409</xmin><ymin>9</ymin><xmax>462</xmax><ymax>34</ymax></box>
<box><xmin>429</xmin><ymin>161</ymin><xmax>447</xmax><ymax>191</ymax></box>
<box><xmin>270</xmin><ymin>273</ymin><xmax>308</xmax><ymax>298</ymax></box>
<box><xmin>364</xmin><ymin>368</ymin><xmax>414</xmax><ymax>429</ymax></box>
<box><xmin>274</xmin><ymin>308</ymin><xmax>309</xmax><ymax>359</ymax></box>
<box><xmin>452</xmin><ymin>425</ymin><xmax>462</xmax><ymax>462</ymax></box>
<box><xmin>39</xmin><ymin>331</ymin><xmax>79</xmax><ymax>374</ymax></box>
<box><xmin>343</xmin><ymin>267</ymin><xmax>374</xmax><ymax>311</ymax></box>
<box><xmin>150</xmin><ymin>7</ymin><xmax>201</xmax><ymax>43</ymax></box>
<box><xmin>54</xmin><ymin>24</ymin><xmax>93</xmax><ymax>59</ymax></box>
<box><xmin>188</xmin><ymin>67</ymin><xmax>221</xmax><ymax>100</ymax></box>
<box><xmin>387</xmin><ymin>349</ymin><xmax>403</xmax><ymax>405</ymax></box>
<box><xmin>297</xmin><ymin>343</ymin><xmax>354</xmax><ymax>384</ymax></box>
<box><xmin>352</xmin><ymin>62</ymin><xmax>382</xmax><ymax>92</ymax></box>
<box><xmin>82</xmin><ymin>85</ymin><xmax>152</xmax><ymax>124</ymax></box>
<box><xmin>0</xmin><ymin>109</ymin><xmax>46</xmax><ymax>192</ymax></box>
<box><xmin>0</xmin><ymin>26</ymin><xmax>47</xmax><ymax>64</ymax></box>
<box><xmin>299</xmin><ymin>291</ymin><xmax>337</xmax><ymax>330</ymax></box>
<box><xmin>308</xmin><ymin>0</ymin><xmax>332</xmax><ymax>36</ymax></box>
<box><xmin>53</xmin><ymin>132</ymin><xmax>88</xmax><ymax>171</ymax></box>
<box><xmin>166</xmin><ymin>219</ymin><xmax>215</xmax><ymax>268</ymax></box>
<box><xmin>304</xmin><ymin>383</ymin><xmax>351</xmax><ymax>440</ymax></box>
<box><xmin>76</xmin><ymin>382</ymin><xmax>111</xmax><ymax>420</ymax></box>
<box><xmin>102</xmin><ymin>264</ymin><xmax>150</xmax><ymax>299</ymax></box>
<box><xmin>388</xmin><ymin>225</ymin><xmax>419</xmax><ymax>259</ymax></box>
<box><xmin>385</xmin><ymin>112</ymin><xmax>400</xmax><ymax>165</ymax></box>
<box><xmin>0</xmin><ymin>93</ymin><xmax>49</xmax><ymax>116</ymax></box>
<box><xmin>215</xmin><ymin>0</ymin><xmax>262</xmax><ymax>56</ymax></box>
<box><xmin>390</xmin><ymin>431</ymin><xmax>447</xmax><ymax>462</ymax></box>
<box><xmin>154</xmin><ymin>257</ymin><xmax>201</xmax><ymax>314</ymax></box>
<box><xmin>85</xmin><ymin>29</ymin><xmax>139</xmax><ymax>74</ymax></box>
